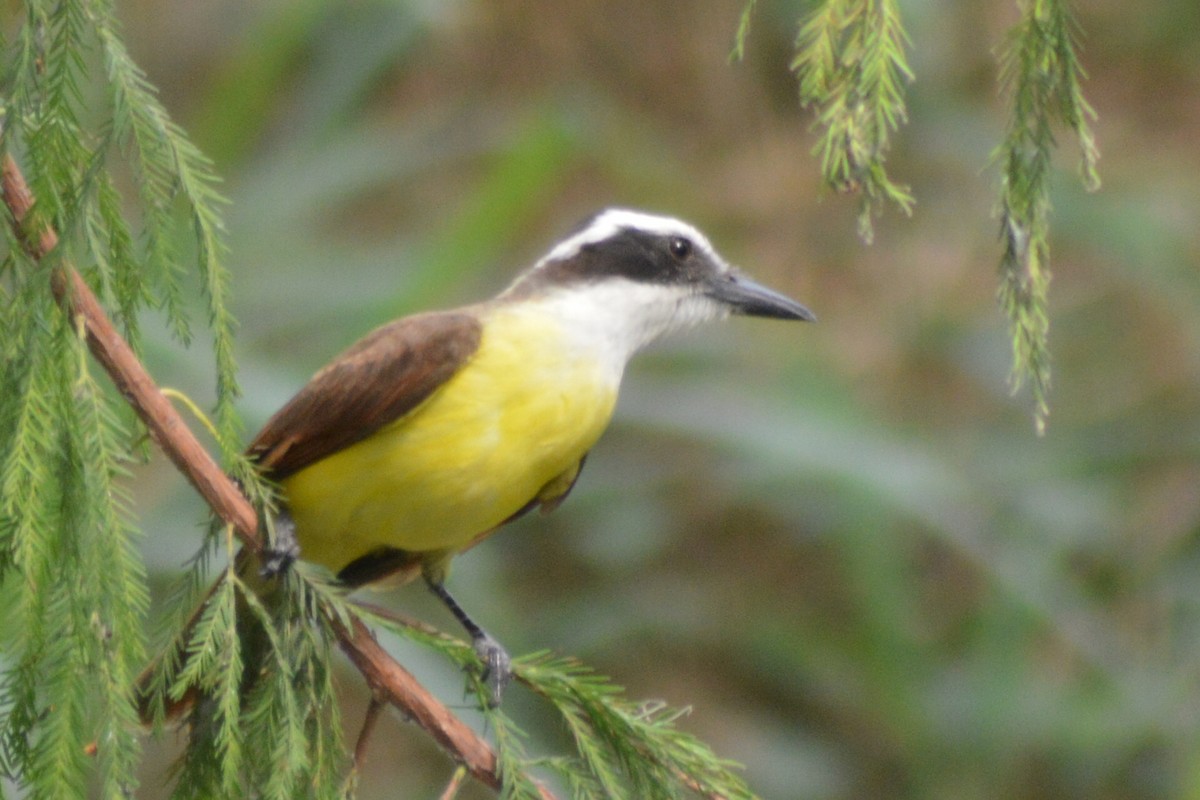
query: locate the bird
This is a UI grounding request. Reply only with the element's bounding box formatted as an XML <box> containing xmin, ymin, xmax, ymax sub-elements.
<box><xmin>245</xmin><ymin>207</ymin><xmax>814</xmax><ymax>704</ymax></box>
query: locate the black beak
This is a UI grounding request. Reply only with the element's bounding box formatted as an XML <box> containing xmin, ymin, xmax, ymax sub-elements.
<box><xmin>705</xmin><ymin>271</ymin><xmax>815</xmax><ymax>322</ymax></box>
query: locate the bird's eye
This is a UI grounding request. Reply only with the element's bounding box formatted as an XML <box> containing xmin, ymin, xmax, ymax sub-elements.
<box><xmin>668</xmin><ymin>236</ymin><xmax>693</xmax><ymax>260</ymax></box>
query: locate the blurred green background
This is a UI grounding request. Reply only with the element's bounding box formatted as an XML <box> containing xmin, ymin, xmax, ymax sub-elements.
<box><xmin>120</xmin><ymin>0</ymin><xmax>1200</xmax><ymax>797</ymax></box>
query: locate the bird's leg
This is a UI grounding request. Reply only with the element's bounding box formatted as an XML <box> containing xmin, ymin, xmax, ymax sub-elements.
<box><xmin>425</xmin><ymin>577</ymin><xmax>512</xmax><ymax>707</ymax></box>
<box><xmin>259</xmin><ymin>508</ymin><xmax>300</xmax><ymax>578</ymax></box>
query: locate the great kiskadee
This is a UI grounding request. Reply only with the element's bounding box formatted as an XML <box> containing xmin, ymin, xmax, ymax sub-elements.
<box><xmin>247</xmin><ymin>208</ymin><xmax>813</xmax><ymax>703</ymax></box>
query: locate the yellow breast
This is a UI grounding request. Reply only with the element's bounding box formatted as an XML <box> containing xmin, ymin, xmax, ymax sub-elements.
<box><xmin>280</xmin><ymin>304</ymin><xmax>620</xmax><ymax>574</ymax></box>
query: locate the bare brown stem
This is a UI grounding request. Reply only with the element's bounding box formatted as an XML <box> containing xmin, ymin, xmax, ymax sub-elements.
<box><xmin>353</xmin><ymin>696</ymin><xmax>385</xmax><ymax>773</ymax></box>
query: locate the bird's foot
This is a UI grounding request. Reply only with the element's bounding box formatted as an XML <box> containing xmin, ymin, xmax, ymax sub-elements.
<box><xmin>425</xmin><ymin>576</ymin><xmax>513</xmax><ymax>707</ymax></box>
<box><xmin>472</xmin><ymin>631</ymin><xmax>512</xmax><ymax>708</ymax></box>
<box><xmin>259</xmin><ymin>510</ymin><xmax>300</xmax><ymax>578</ymax></box>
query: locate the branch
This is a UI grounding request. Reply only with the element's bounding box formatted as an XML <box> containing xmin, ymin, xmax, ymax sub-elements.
<box><xmin>0</xmin><ymin>152</ymin><xmax>535</xmax><ymax>797</ymax></box>
<box><xmin>1</xmin><ymin>154</ymin><xmax>261</xmax><ymax>552</ymax></box>
<box><xmin>334</xmin><ymin>616</ymin><xmax>502</xmax><ymax>793</ymax></box>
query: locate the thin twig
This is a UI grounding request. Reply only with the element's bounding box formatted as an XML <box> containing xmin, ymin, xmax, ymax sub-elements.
<box><xmin>0</xmin><ymin>152</ymin><xmax>544</xmax><ymax>797</ymax></box>
<box><xmin>344</xmin><ymin>693</ymin><xmax>387</xmax><ymax>799</ymax></box>
<box><xmin>439</xmin><ymin>766</ymin><xmax>468</xmax><ymax>800</ymax></box>
<box><xmin>334</xmin><ymin>616</ymin><xmax>502</xmax><ymax>791</ymax></box>
<box><xmin>353</xmin><ymin>696</ymin><xmax>384</xmax><ymax>773</ymax></box>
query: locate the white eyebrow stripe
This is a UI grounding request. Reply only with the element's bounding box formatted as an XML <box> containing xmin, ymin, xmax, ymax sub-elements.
<box><xmin>536</xmin><ymin>208</ymin><xmax>720</xmax><ymax>267</ymax></box>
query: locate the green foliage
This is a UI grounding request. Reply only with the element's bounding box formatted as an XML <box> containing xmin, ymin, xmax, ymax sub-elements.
<box><xmin>150</xmin><ymin>560</ymin><xmax>759</xmax><ymax>798</ymax></box>
<box><xmin>367</xmin><ymin>609</ymin><xmax>758</xmax><ymax>799</ymax></box>
<box><xmin>994</xmin><ymin>0</ymin><xmax>1100</xmax><ymax>432</ymax></box>
<box><xmin>157</xmin><ymin>561</ymin><xmax>345</xmax><ymax>799</ymax></box>
<box><xmin>485</xmin><ymin>705</ymin><xmax>547</xmax><ymax>800</ymax></box>
<box><xmin>787</xmin><ymin>0</ymin><xmax>915</xmax><ymax>243</ymax></box>
<box><xmin>0</xmin><ymin>314</ymin><xmax>149</xmax><ymax>799</ymax></box>
<box><xmin>518</xmin><ymin>655</ymin><xmax>755</xmax><ymax>800</ymax></box>
<box><xmin>737</xmin><ymin>0</ymin><xmax>1100</xmax><ymax>427</ymax></box>
<box><xmin>729</xmin><ymin>0</ymin><xmax>759</xmax><ymax>62</ymax></box>
<box><xmin>0</xmin><ymin>0</ymin><xmax>242</xmax><ymax>796</ymax></box>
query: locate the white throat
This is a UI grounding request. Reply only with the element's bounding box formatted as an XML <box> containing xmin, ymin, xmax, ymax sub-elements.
<box><xmin>525</xmin><ymin>279</ymin><xmax>729</xmax><ymax>380</ymax></box>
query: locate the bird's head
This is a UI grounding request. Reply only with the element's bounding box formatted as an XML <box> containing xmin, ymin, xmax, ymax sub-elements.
<box><xmin>501</xmin><ymin>208</ymin><xmax>814</xmax><ymax>360</ymax></box>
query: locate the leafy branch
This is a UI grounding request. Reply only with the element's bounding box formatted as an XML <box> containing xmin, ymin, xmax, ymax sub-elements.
<box><xmin>994</xmin><ymin>0</ymin><xmax>1099</xmax><ymax>432</ymax></box>
<box><xmin>735</xmin><ymin>0</ymin><xmax>1099</xmax><ymax>427</ymax></box>
<box><xmin>363</xmin><ymin>605</ymin><xmax>757</xmax><ymax>799</ymax></box>
<box><xmin>0</xmin><ymin>17</ymin><xmax>250</xmax><ymax>789</ymax></box>
<box><xmin>782</xmin><ymin>0</ymin><xmax>915</xmax><ymax>243</ymax></box>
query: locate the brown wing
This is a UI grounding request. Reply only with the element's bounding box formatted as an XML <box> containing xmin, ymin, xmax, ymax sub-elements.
<box><xmin>247</xmin><ymin>310</ymin><xmax>483</xmax><ymax>481</ymax></box>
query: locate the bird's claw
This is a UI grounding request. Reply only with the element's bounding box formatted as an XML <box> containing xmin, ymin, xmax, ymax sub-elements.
<box><xmin>259</xmin><ymin>511</ymin><xmax>300</xmax><ymax>578</ymax></box>
<box><xmin>472</xmin><ymin>632</ymin><xmax>512</xmax><ymax>708</ymax></box>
